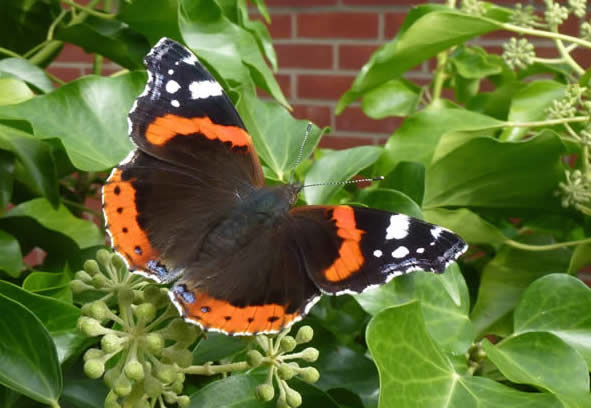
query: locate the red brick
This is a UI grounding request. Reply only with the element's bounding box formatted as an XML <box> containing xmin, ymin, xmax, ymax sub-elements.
<box><xmin>297</xmin><ymin>12</ymin><xmax>379</xmax><ymax>39</ymax></box>
<box><xmin>336</xmin><ymin>106</ymin><xmax>400</xmax><ymax>134</ymax></box>
<box><xmin>572</xmin><ymin>48</ymin><xmax>591</xmax><ymax>70</ymax></box>
<box><xmin>384</xmin><ymin>12</ymin><xmax>406</xmax><ymax>39</ymax></box>
<box><xmin>292</xmin><ymin>104</ymin><xmax>332</xmax><ymax>127</ymax></box>
<box><xmin>265</xmin><ymin>0</ymin><xmax>337</xmax><ymax>6</ymax></box>
<box><xmin>258</xmin><ymin>73</ymin><xmax>292</xmax><ymax>99</ymax></box>
<box><xmin>319</xmin><ymin>135</ymin><xmax>374</xmax><ymax>149</ymax></box>
<box><xmin>251</xmin><ymin>13</ymin><xmax>292</xmax><ymax>39</ymax></box>
<box><xmin>297</xmin><ymin>74</ymin><xmax>355</xmax><ymax>100</ymax></box>
<box><xmin>23</xmin><ymin>248</ymin><xmax>46</xmax><ymax>268</ymax></box>
<box><xmin>46</xmin><ymin>66</ymin><xmax>85</xmax><ymax>83</ymax></box>
<box><xmin>338</xmin><ymin>44</ymin><xmax>379</xmax><ymax>70</ymax></box>
<box><xmin>343</xmin><ymin>0</ymin><xmax>421</xmax><ymax>4</ymax></box>
<box><xmin>55</xmin><ymin>43</ymin><xmax>93</xmax><ymax>63</ymax></box>
<box><xmin>275</xmin><ymin>44</ymin><xmax>333</xmax><ymax>69</ymax></box>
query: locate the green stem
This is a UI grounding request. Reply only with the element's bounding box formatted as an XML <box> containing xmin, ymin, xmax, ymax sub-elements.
<box><xmin>430</xmin><ymin>0</ymin><xmax>456</xmax><ymax>105</ymax></box>
<box><xmin>553</xmin><ymin>33</ymin><xmax>585</xmax><ymax>75</ymax></box>
<box><xmin>28</xmin><ymin>40</ymin><xmax>63</xmax><ymax>66</ymax></box>
<box><xmin>488</xmin><ymin>19</ymin><xmax>591</xmax><ymax>50</ymax></box>
<box><xmin>60</xmin><ymin>0</ymin><xmax>116</xmax><ymax>19</ymax></box>
<box><xmin>0</xmin><ymin>47</ymin><xmax>21</xmax><ymax>58</ymax></box>
<box><xmin>93</xmin><ymin>54</ymin><xmax>103</xmax><ymax>75</ymax></box>
<box><xmin>533</xmin><ymin>56</ymin><xmax>567</xmax><ymax>65</ymax></box>
<box><xmin>505</xmin><ymin>237</ymin><xmax>591</xmax><ymax>251</ymax></box>
<box><xmin>183</xmin><ymin>361</ymin><xmax>249</xmax><ymax>375</ymax></box>
<box><xmin>62</xmin><ymin>198</ymin><xmax>102</xmax><ymax>219</ymax></box>
<box><xmin>501</xmin><ymin>116</ymin><xmax>589</xmax><ymax>128</ymax></box>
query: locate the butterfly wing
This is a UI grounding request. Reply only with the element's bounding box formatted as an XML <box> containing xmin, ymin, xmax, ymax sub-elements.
<box><xmin>290</xmin><ymin>205</ymin><xmax>468</xmax><ymax>294</ymax></box>
<box><xmin>103</xmin><ymin>38</ymin><xmax>263</xmax><ymax>279</ymax></box>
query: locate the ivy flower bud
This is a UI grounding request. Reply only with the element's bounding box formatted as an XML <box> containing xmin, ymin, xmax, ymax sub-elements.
<box><xmin>83</xmin><ymin>259</ymin><xmax>101</xmax><ymax>276</ymax></box>
<box><xmin>502</xmin><ymin>38</ymin><xmax>535</xmax><ymax>70</ymax></box>
<box><xmin>124</xmin><ymin>360</ymin><xmax>145</xmax><ymax>381</ymax></box>
<box><xmin>113</xmin><ymin>374</ymin><xmax>132</xmax><ymax>397</ymax></box>
<box><xmin>568</xmin><ymin>0</ymin><xmax>586</xmax><ymax>18</ymax></box>
<box><xmin>104</xmin><ymin>367</ymin><xmax>120</xmax><ymax>388</ymax></box>
<box><xmin>111</xmin><ymin>253</ymin><xmax>127</xmax><ymax>271</ymax></box>
<box><xmin>144</xmin><ymin>332</ymin><xmax>164</xmax><ymax>355</ymax></box>
<box><xmin>117</xmin><ymin>287</ymin><xmax>135</xmax><ymax>306</ymax></box>
<box><xmin>300</xmin><ymin>347</ymin><xmax>319</xmax><ymax>362</ymax></box>
<box><xmin>91</xmin><ymin>273</ymin><xmax>108</xmax><ymax>288</ymax></box>
<box><xmin>143</xmin><ymin>374</ymin><xmax>163</xmax><ymax>398</ymax></box>
<box><xmin>156</xmin><ymin>364</ymin><xmax>176</xmax><ymax>384</ymax></box>
<box><xmin>162</xmin><ymin>346</ymin><xmax>193</xmax><ymax>368</ymax></box>
<box><xmin>255</xmin><ymin>384</ymin><xmax>275</xmax><ymax>401</ymax></box>
<box><xmin>70</xmin><ymin>279</ymin><xmax>93</xmax><ymax>294</ymax></box>
<box><xmin>80</xmin><ymin>317</ymin><xmax>108</xmax><ymax>337</ymax></box>
<box><xmin>279</xmin><ymin>336</ymin><xmax>297</xmax><ymax>353</ymax></box>
<box><xmin>510</xmin><ymin>4</ymin><xmax>537</xmax><ymax>27</ymax></box>
<box><xmin>83</xmin><ymin>348</ymin><xmax>103</xmax><ymax>361</ymax></box>
<box><xmin>545</xmin><ymin>2</ymin><xmax>569</xmax><ymax>26</ymax></box>
<box><xmin>133</xmin><ymin>398</ymin><xmax>150</xmax><ymax>408</ymax></box>
<box><xmin>134</xmin><ymin>303</ymin><xmax>156</xmax><ymax>322</ymax></box>
<box><xmin>105</xmin><ymin>390</ymin><xmax>121</xmax><ymax>408</ymax></box>
<box><xmin>299</xmin><ymin>367</ymin><xmax>320</xmax><ymax>384</ymax></box>
<box><xmin>75</xmin><ymin>270</ymin><xmax>93</xmax><ymax>283</ymax></box>
<box><xmin>177</xmin><ymin>395</ymin><xmax>191</xmax><ymax>408</ymax></box>
<box><xmin>295</xmin><ymin>326</ymin><xmax>314</xmax><ymax>344</ymax></box>
<box><xmin>582</xmin><ymin>22</ymin><xmax>591</xmax><ymax>41</ymax></box>
<box><xmin>96</xmin><ymin>249</ymin><xmax>111</xmax><ymax>267</ymax></box>
<box><xmin>88</xmin><ymin>300</ymin><xmax>110</xmax><ymax>320</ymax></box>
<box><xmin>278</xmin><ymin>363</ymin><xmax>296</xmax><ymax>380</ymax></box>
<box><xmin>101</xmin><ymin>333</ymin><xmax>122</xmax><ymax>353</ymax></box>
<box><xmin>286</xmin><ymin>388</ymin><xmax>302</xmax><ymax>408</ymax></box>
<box><xmin>83</xmin><ymin>359</ymin><xmax>105</xmax><ymax>379</ymax></box>
<box><xmin>246</xmin><ymin>350</ymin><xmax>264</xmax><ymax>368</ymax></box>
<box><xmin>461</xmin><ymin>0</ymin><xmax>486</xmax><ymax>16</ymax></box>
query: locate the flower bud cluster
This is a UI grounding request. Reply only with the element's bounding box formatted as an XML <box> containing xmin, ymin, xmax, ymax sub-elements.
<box><xmin>502</xmin><ymin>38</ymin><xmax>535</xmax><ymax>70</ymax></box>
<box><xmin>461</xmin><ymin>0</ymin><xmax>486</xmax><ymax>17</ymax></box>
<box><xmin>558</xmin><ymin>169</ymin><xmax>591</xmax><ymax>208</ymax></box>
<box><xmin>73</xmin><ymin>250</ymin><xmax>197</xmax><ymax>408</ymax></box>
<box><xmin>253</xmin><ymin>326</ymin><xmax>320</xmax><ymax>408</ymax></box>
<box><xmin>510</xmin><ymin>4</ymin><xmax>537</xmax><ymax>28</ymax></box>
<box><xmin>545</xmin><ymin>1</ymin><xmax>569</xmax><ymax>27</ymax></box>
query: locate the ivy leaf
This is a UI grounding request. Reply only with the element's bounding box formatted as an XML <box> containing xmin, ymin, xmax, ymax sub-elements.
<box><xmin>3</xmin><ymin>198</ymin><xmax>103</xmax><ymax>249</ymax></box>
<box><xmin>0</xmin><ymin>150</ymin><xmax>14</xmax><ymax>211</ymax></box>
<box><xmin>0</xmin><ymin>78</ymin><xmax>34</xmax><ymax>106</ymax></box>
<box><xmin>423</xmin><ymin>208</ymin><xmax>507</xmax><ymax>246</ymax></box>
<box><xmin>179</xmin><ymin>0</ymin><xmax>288</xmax><ymax>108</ymax></box>
<box><xmin>0</xmin><ymin>230</ymin><xmax>22</xmax><ymax>278</ymax></box>
<box><xmin>119</xmin><ymin>0</ymin><xmax>183</xmax><ymax>43</ymax></box>
<box><xmin>514</xmin><ymin>274</ymin><xmax>591</xmax><ymax>369</ymax></box>
<box><xmin>482</xmin><ymin>332</ymin><xmax>589</xmax><ymax>399</ymax></box>
<box><xmin>361</xmin><ymin>80</ymin><xmax>420</xmax><ymax>119</ymax></box>
<box><xmin>188</xmin><ymin>374</ymin><xmax>270</xmax><ymax>407</ymax></box>
<box><xmin>366</xmin><ymin>301</ymin><xmax>560</xmax><ymax>407</ymax></box>
<box><xmin>304</xmin><ymin>146</ymin><xmax>383</xmax><ymax>205</ymax></box>
<box><xmin>379</xmin><ymin>161</ymin><xmax>425</xmax><ymax>206</ymax></box>
<box><xmin>356</xmin><ymin>188</ymin><xmax>423</xmax><ymax>219</ymax></box>
<box><xmin>0</xmin><ymin>294</ymin><xmax>62</xmax><ymax>406</ymax></box>
<box><xmin>471</xmin><ymin>240</ymin><xmax>571</xmax><ymax>336</ymax></box>
<box><xmin>0</xmin><ymin>124</ymin><xmax>59</xmax><ymax>207</ymax></box>
<box><xmin>0</xmin><ymin>58</ymin><xmax>53</xmax><ymax>93</ymax></box>
<box><xmin>0</xmin><ymin>73</ymin><xmax>145</xmax><ymax>171</ymax></box>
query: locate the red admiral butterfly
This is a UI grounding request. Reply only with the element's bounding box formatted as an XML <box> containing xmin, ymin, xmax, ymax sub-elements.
<box><xmin>102</xmin><ymin>38</ymin><xmax>468</xmax><ymax>336</ymax></box>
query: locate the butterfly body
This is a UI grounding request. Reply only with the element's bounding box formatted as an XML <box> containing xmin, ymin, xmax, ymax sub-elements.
<box><xmin>102</xmin><ymin>38</ymin><xmax>468</xmax><ymax>335</ymax></box>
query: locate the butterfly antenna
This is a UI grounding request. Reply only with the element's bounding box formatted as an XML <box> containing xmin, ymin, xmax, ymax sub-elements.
<box><xmin>289</xmin><ymin>122</ymin><xmax>313</xmax><ymax>184</ymax></box>
<box><xmin>302</xmin><ymin>176</ymin><xmax>384</xmax><ymax>188</ymax></box>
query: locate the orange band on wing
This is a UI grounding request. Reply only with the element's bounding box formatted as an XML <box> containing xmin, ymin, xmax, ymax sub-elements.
<box><xmin>146</xmin><ymin>114</ymin><xmax>251</xmax><ymax>148</ymax></box>
<box><xmin>103</xmin><ymin>168</ymin><xmax>159</xmax><ymax>269</ymax></box>
<box><xmin>323</xmin><ymin>206</ymin><xmax>365</xmax><ymax>282</ymax></box>
<box><xmin>173</xmin><ymin>290</ymin><xmax>300</xmax><ymax>335</ymax></box>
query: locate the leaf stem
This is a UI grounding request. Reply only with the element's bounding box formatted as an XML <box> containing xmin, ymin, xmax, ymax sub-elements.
<box><xmin>431</xmin><ymin>0</ymin><xmax>456</xmax><ymax>105</ymax></box>
<box><xmin>60</xmin><ymin>0</ymin><xmax>116</xmax><ymax>19</ymax></box>
<box><xmin>183</xmin><ymin>361</ymin><xmax>249</xmax><ymax>375</ymax></box>
<box><xmin>501</xmin><ymin>116</ymin><xmax>589</xmax><ymax>128</ymax></box>
<box><xmin>553</xmin><ymin>32</ymin><xmax>584</xmax><ymax>75</ymax></box>
<box><xmin>0</xmin><ymin>47</ymin><xmax>21</xmax><ymax>58</ymax></box>
<box><xmin>505</xmin><ymin>237</ymin><xmax>591</xmax><ymax>251</ymax></box>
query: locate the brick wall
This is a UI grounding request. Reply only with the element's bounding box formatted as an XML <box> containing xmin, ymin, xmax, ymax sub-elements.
<box><xmin>48</xmin><ymin>1</ymin><xmax>591</xmax><ymax>149</ymax></box>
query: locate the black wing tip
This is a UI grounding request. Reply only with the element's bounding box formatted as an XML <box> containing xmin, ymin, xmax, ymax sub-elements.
<box><xmin>144</xmin><ymin>37</ymin><xmax>194</xmax><ymax>68</ymax></box>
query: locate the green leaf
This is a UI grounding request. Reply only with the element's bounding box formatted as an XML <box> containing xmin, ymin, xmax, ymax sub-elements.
<box><xmin>0</xmin><ymin>124</ymin><xmax>59</xmax><ymax>207</ymax></box>
<box><xmin>0</xmin><ymin>293</ymin><xmax>62</xmax><ymax>406</ymax></box>
<box><xmin>471</xmin><ymin>240</ymin><xmax>571</xmax><ymax>336</ymax></box>
<box><xmin>567</xmin><ymin>243</ymin><xmax>591</xmax><ymax>275</ymax></box>
<box><xmin>514</xmin><ymin>274</ymin><xmax>591</xmax><ymax>369</ymax></box>
<box><xmin>356</xmin><ymin>189</ymin><xmax>423</xmax><ymax>219</ymax></box>
<box><xmin>0</xmin><ymin>73</ymin><xmax>145</xmax><ymax>171</ymax></box>
<box><xmin>56</xmin><ymin>16</ymin><xmax>150</xmax><ymax>70</ymax></box>
<box><xmin>192</xmin><ymin>333</ymin><xmax>247</xmax><ymax>365</ymax></box>
<box><xmin>3</xmin><ymin>198</ymin><xmax>103</xmax><ymax>249</ymax></box>
<box><xmin>424</xmin><ymin>208</ymin><xmax>507</xmax><ymax>246</ymax></box>
<box><xmin>361</xmin><ymin>80</ymin><xmax>419</xmax><ymax>119</ymax></box>
<box><xmin>61</xmin><ymin>377</ymin><xmax>108</xmax><ymax>408</ymax></box>
<box><xmin>377</xmin><ymin>107</ymin><xmax>502</xmax><ymax>175</ymax></box>
<box><xmin>0</xmin><ymin>280</ymin><xmax>79</xmax><ymax>333</ymax></box>
<box><xmin>0</xmin><ymin>150</ymin><xmax>14</xmax><ymax>211</ymax></box>
<box><xmin>236</xmin><ymin>0</ymin><xmax>277</xmax><ymax>71</ymax></box>
<box><xmin>424</xmin><ymin>131</ymin><xmax>565</xmax><ymax>209</ymax></box>
<box><xmin>0</xmin><ymin>58</ymin><xmax>53</xmax><ymax>93</ymax></box>
<box><xmin>499</xmin><ymin>81</ymin><xmax>566</xmax><ymax>142</ymax></box>
<box><xmin>450</xmin><ymin>46</ymin><xmax>503</xmax><ymax>79</ymax></box>
<box><xmin>304</xmin><ymin>146</ymin><xmax>383</xmax><ymax>205</ymax></box>
<box><xmin>336</xmin><ymin>7</ymin><xmax>510</xmax><ymax>112</ymax></box>
<box><xmin>22</xmin><ymin>271</ymin><xmax>72</xmax><ymax>302</ymax></box>
<box><xmin>236</xmin><ymin>94</ymin><xmax>325</xmax><ymax>181</ymax></box>
<box><xmin>366</xmin><ymin>301</ymin><xmax>560</xmax><ymax>408</ymax></box>
<box><xmin>482</xmin><ymin>332</ymin><xmax>589</xmax><ymax>398</ymax></box>
<box><xmin>119</xmin><ymin>0</ymin><xmax>182</xmax><ymax>44</ymax></box>
<box><xmin>380</xmin><ymin>161</ymin><xmax>425</xmax><ymax>206</ymax></box>
<box><xmin>188</xmin><ymin>374</ymin><xmax>270</xmax><ymax>408</ymax></box>
<box><xmin>179</xmin><ymin>0</ymin><xmax>288</xmax><ymax>108</ymax></box>
<box><xmin>0</xmin><ymin>230</ymin><xmax>22</xmax><ymax>278</ymax></box>
<box><xmin>0</xmin><ymin>78</ymin><xmax>34</xmax><ymax>106</ymax></box>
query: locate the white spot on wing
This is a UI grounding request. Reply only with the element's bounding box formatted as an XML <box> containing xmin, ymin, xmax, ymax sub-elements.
<box><xmin>392</xmin><ymin>246</ymin><xmax>409</xmax><ymax>258</ymax></box>
<box><xmin>168</xmin><ymin>69</ymin><xmax>174</xmax><ymax>75</ymax></box>
<box><xmin>189</xmin><ymin>80</ymin><xmax>223</xmax><ymax>99</ymax></box>
<box><xmin>416</xmin><ymin>247</ymin><xmax>425</xmax><ymax>254</ymax></box>
<box><xmin>171</xmin><ymin>99</ymin><xmax>180</xmax><ymax>108</ymax></box>
<box><xmin>373</xmin><ymin>249</ymin><xmax>383</xmax><ymax>258</ymax></box>
<box><xmin>183</xmin><ymin>55</ymin><xmax>197</xmax><ymax>65</ymax></box>
<box><xmin>165</xmin><ymin>80</ymin><xmax>180</xmax><ymax>94</ymax></box>
<box><xmin>385</xmin><ymin>214</ymin><xmax>410</xmax><ymax>240</ymax></box>
<box><xmin>431</xmin><ymin>227</ymin><xmax>443</xmax><ymax>240</ymax></box>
